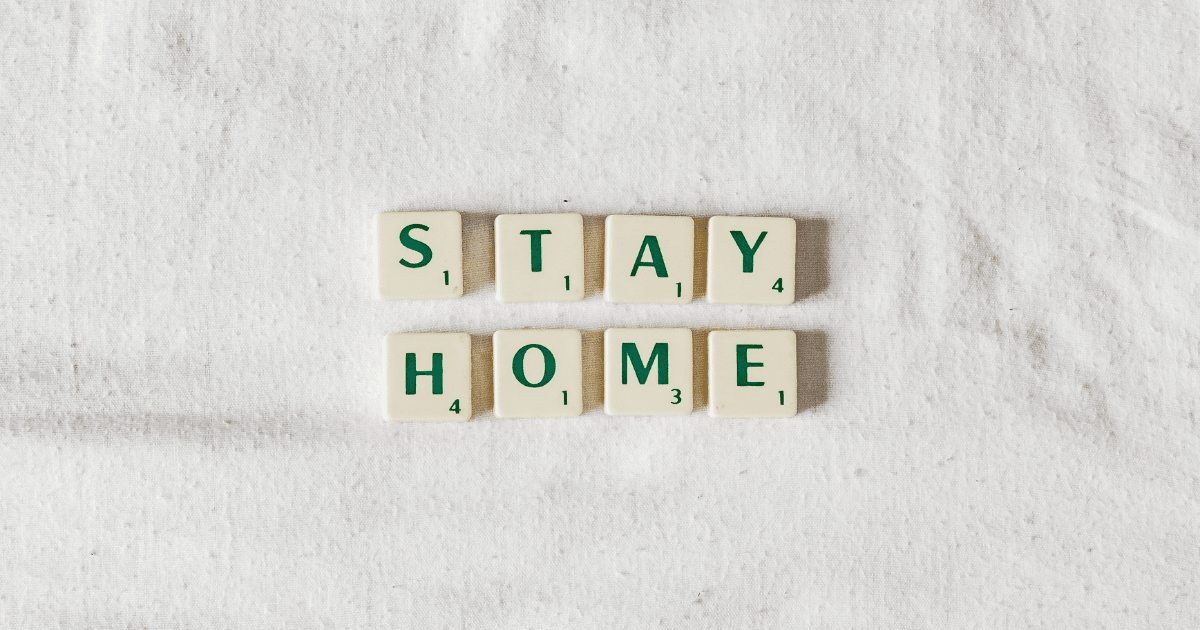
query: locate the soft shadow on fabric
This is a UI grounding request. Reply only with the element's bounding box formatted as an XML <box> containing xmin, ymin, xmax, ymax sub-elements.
<box><xmin>581</xmin><ymin>329</ymin><xmax>604</xmax><ymax>412</ymax></box>
<box><xmin>796</xmin><ymin>218</ymin><xmax>830</xmax><ymax>301</ymax></box>
<box><xmin>692</xmin><ymin>217</ymin><xmax>708</xmax><ymax>301</ymax></box>
<box><xmin>470</xmin><ymin>333</ymin><xmax>494</xmax><ymax>416</ymax></box>
<box><xmin>462</xmin><ymin>212</ymin><xmax>496</xmax><ymax>295</ymax></box>
<box><xmin>692</xmin><ymin>328</ymin><xmax>709</xmax><ymax>409</ymax></box>
<box><xmin>582</xmin><ymin>215</ymin><xmax>605</xmax><ymax>297</ymax></box>
<box><xmin>796</xmin><ymin>329</ymin><xmax>829</xmax><ymax>413</ymax></box>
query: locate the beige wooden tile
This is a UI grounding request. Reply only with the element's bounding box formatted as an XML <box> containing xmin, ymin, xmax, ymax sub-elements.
<box><xmin>384</xmin><ymin>332</ymin><xmax>471</xmax><ymax>421</ymax></box>
<box><xmin>604</xmin><ymin>215</ymin><xmax>694</xmax><ymax>304</ymax></box>
<box><xmin>493</xmin><ymin>329</ymin><xmax>583</xmax><ymax>417</ymax></box>
<box><xmin>708</xmin><ymin>330</ymin><xmax>796</xmax><ymax>418</ymax></box>
<box><xmin>706</xmin><ymin>216</ymin><xmax>796</xmax><ymax>305</ymax></box>
<box><xmin>495</xmin><ymin>214</ymin><xmax>584</xmax><ymax>303</ymax></box>
<box><xmin>376</xmin><ymin>211</ymin><xmax>462</xmax><ymax>299</ymax></box>
<box><xmin>604</xmin><ymin>328</ymin><xmax>693</xmax><ymax>415</ymax></box>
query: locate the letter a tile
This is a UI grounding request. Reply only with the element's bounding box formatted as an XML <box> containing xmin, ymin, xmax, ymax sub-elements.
<box><xmin>493</xmin><ymin>329</ymin><xmax>583</xmax><ymax>417</ymax></box>
<box><xmin>604</xmin><ymin>215</ymin><xmax>694</xmax><ymax>304</ymax></box>
<box><xmin>708</xmin><ymin>330</ymin><xmax>796</xmax><ymax>418</ymax></box>
<box><xmin>706</xmin><ymin>216</ymin><xmax>796</xmax><ymax>305</ymax></box>
<box><xmin>495</xmin><ymin>214</ymin><xmax>584</xmax><ymax>302</ymax></box>
<box><xmin>384</xmin><ymin>332</ymin><xmax>472</xmax><ymax>421</ymax></box>
<box><xmin>376</xmin><ymin>211</ymin><xmax>463</xmax><ymax>299</ymax></box>
<box><xmin>604</xmin><ymin>328</ymin><xmax>693</xmax><ymax>415</ymax></box>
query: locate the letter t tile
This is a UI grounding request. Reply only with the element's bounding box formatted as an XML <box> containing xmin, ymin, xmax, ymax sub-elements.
<box><xmin>495</xmin><ymin>214</ymin><xmax>585</xmax><ymax>302</ymax></box>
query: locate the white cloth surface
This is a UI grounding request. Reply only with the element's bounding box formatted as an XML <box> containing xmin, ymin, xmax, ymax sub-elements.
<box><xmin>3</xmin><ymin>1</ymin><xmax>1199</xmax><ymax>627</ymax></box>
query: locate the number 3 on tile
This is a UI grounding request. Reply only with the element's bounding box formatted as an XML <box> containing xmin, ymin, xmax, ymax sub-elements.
<box><xmin>670</xmin><ymin>388</ymin><xmax>681</xmax><ymax>404</ymax></box>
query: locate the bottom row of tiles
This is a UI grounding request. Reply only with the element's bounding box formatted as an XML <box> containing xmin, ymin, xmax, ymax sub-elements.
<box><xmin>384</xmin><ymin>328</ymin><xmax>798</xmax><ymax>421</ymax></box>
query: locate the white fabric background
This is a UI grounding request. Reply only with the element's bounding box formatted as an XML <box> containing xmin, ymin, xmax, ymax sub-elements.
<box><xmin>3</xmin><ymin>1</ymin><xmax>1199</xmax><ymax>627</ymax></box>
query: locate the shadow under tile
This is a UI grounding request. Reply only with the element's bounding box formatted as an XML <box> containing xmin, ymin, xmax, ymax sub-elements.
<box><xmin>581</xmin><ymin>329</ymin><xmax>604</xmax><ymax>413</ymax></box>
<box><xmin>470</xmin><ymin>333</ymin><xmax>494</xmax><ymax>417</ymax></box>
<box><xmin>692</xmin><ymin>328</ymin><xmax>710</xmax><ymax>410</ymax></box>
<box><xmin>692</xmin><ymin>217</ymin><xmax>708</xmax><ymax>301</ymax></box>
<box><xmin>582</xmin><ymin>215</ymin><xmax>605</xmax><ymax>298</ymax></box>
<box><xmin>462</xmin><ymin>212</ymin><xmax>497</xmax><ymax>296</ymax></box>
<box><xmin>796</xmin><ymin>329</ymin><xmax>829</xmax><ymax>413</ymax></box>
<box><xmin>795</xmin><ymin>217</ymin><xmax>831</xmax><ymax>301</ymax></box>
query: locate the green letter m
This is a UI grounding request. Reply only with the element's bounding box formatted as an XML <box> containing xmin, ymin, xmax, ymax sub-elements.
<box><xmin>621</xmin><ymin>342</ymin><xmax>669</xmax><ymax>385</ymax></box>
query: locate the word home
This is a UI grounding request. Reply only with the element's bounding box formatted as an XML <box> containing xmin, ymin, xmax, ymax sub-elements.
<box><xmin>383</xmin><ymin>329</ymin><xmax>797</xmax><ymax>421</ymax></box>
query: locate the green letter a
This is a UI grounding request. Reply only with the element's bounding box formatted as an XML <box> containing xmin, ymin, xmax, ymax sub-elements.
<box><xmin>630</xmin><ymin>236</ymin><xmax>668</xmax><ymax>277</ymax></box>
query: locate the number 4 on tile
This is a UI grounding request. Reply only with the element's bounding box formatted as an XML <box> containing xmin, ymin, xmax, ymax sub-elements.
<box><xmin>384</xmin><ymin>332</ymin><xmax>472</xmax><ymax>421</ymax></box>
<box><xmin>706</xmin><ymin>216</ymin><xmax>796</xmax><ymax>305</ymax></box>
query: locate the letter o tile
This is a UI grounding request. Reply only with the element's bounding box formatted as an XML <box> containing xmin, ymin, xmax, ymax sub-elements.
<box><xmin>493</xmin><ymin>329</ymin><xmax>583</xmax><ymax>418</ymax></box>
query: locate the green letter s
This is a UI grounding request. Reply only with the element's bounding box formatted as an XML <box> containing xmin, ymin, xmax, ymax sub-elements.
<box><xmin>399</xmin><ymin>224</ymin><xmax>433</xmax><ymax>268</ymax></box>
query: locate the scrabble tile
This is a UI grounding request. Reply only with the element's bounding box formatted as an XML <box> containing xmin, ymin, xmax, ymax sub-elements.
<box><xmin>384</xmin><ymin>332</ymin><xmax>472</xmax><ymax>421</ymax></box>
<box><xmin>493</xmin><ymin>329</ymin><xmax>583</xmax><ymax>417</ymax></box>
<box><xmin>604</xmin><ymin>328</ymin><xmax>692</xmax><ymax>415</ymax></box>
<box><xmin>495</xmin><ymin>214</ymin><xmax>584</xmax><ymax>303</ymax></box>
<box><xmin>604</xmin><ymin>215</ymin><xmax>694</xmax><ymax>304</ymax></box>
<box><xmin>376</xmin><ymin>211</ymin><xmax>463</xmax><ymax>299</ymax></box>
<box><xmin>708</xmin><ymin>330</ymin><xmax>797</xmax><ymax>418</ymax></box>
<box><xmin>706</xmin><ymin>216</ymin><xmax>796</xmax><ymax>305</ymax></box>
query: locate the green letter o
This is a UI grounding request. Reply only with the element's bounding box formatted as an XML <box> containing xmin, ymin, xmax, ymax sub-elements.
<box><xmin>512</xmin><ymin>344</ymin><xmax>556</xmax><ymax>388</ymax></box>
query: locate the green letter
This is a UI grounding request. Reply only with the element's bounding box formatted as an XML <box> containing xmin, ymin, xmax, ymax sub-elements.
<box><xmin>730</xmin><ymin>231</ymin><xmax>767</xmax><ymax>273</ymax></box>
<box><xmin>519</xmin><ymin>229</ymin><xmax>552</xmax><ymax>272</ymax></box>
<box><xmin>405</xmin><ymin>352</ymin><xmax>443</xmax><ymax>394</ymax></box>
<box><xmin>736</xmin><ymin>344</ymin><xmax>764</xmax><ymax>386</ymax></box>
<box><xmin>621</xmin><ymin>342</ymin><xmax>669</xmax><ymax>384</ymax></box>
<box><xmin>398</xmin><ymin>224</ymin><xmax>433</xmax><ymax>268</ymax></box>
<box><xmin>512</xmin><ymin>343</ymin><xmax>556</xmax><ymax>388</ymax></box>
<box><xmin>630</xmin><ymin>235</ymin><xmax>668</xmax><ymax>277</ymax></box>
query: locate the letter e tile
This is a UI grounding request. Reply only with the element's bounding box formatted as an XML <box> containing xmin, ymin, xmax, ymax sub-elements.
<box><xmin>708</xmin><ymin>330</ymin><xmax>796</xmax><ymax>418</ymax></box>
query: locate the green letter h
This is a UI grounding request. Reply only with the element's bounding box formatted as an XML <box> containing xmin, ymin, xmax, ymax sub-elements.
<box><xmin>405</xmin><ymin>352</ymin><xmax>443</xmax><ymax>394</ymax></box>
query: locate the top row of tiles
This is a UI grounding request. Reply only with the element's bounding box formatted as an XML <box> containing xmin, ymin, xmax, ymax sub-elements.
<box><xmin>377</xmin><ymin>212</ymin><xmax>798</xmax><ymax>305</ymax></box>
